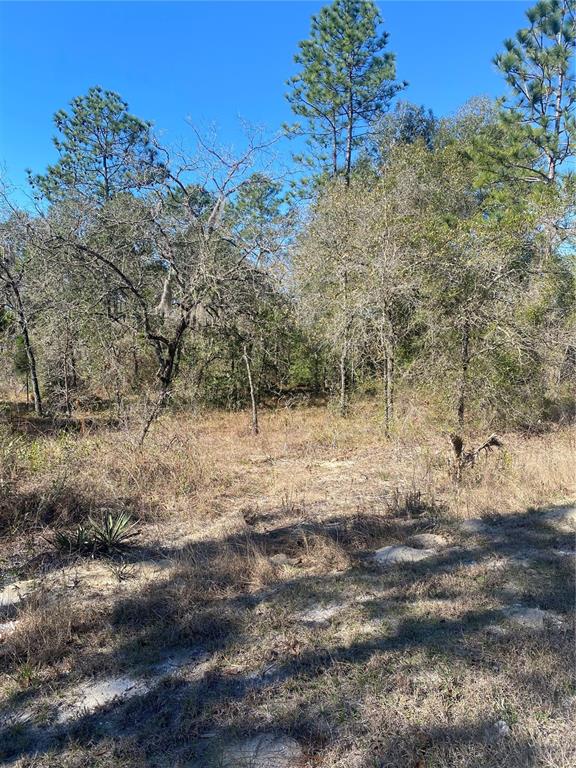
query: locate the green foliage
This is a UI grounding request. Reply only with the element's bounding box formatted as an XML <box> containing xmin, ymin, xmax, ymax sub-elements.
<box><xmin>286</xmin><ymin>0</ymin><xmax>405</xmax><ymax>184</ymax></box>
<box><xmin>13</xmin><ymin>335</ymin><xmax>29</xmax><ymax>376</ymax></box>
<box><xmin>51</xmin><ymin>511</ymin><xmax>138</xmax><ymax>555</ymax></box>
<box><xmin>295</xmin><ymin>96</ymin><xmax>575</xmax><ymax>430</ymax></box>
<box><xmin>89</xmin><ymin>510</ymin><xmax>139</xmax><ymax>551</ymax></box>
<box><xmin>370</xmin><ymin>101</ymin><xmax>438</xmax><ymax>163</ymax></box>
<box><xmin>287</xmin><ymin>331</ymin><xmax>323</xmax><ymax>389</ymax></box>
<box><xmin>29</xmin><ymin>85</ymin><xmax>165</xmax><ymax>202</ymax></box>
<box><xmin>231</xmin><ymin>173</ymin><xmax>285</xmax><ymax>252</ymax></box>
<box><xmin>1</xmin><ymin>3</ymin><xmax>574</xmax><ymax>438</ymax></box>
<box><xmin>0</xmin><ymin>308</ymin><xmax>11</xmax><ymax>334</ymax></box>
<box><xmin>52</xmin><ymin>523</ymin><xmax>93</xmax><ymax>555</ymax></box>
<box><xmin>492</xmin><ymin>0</ymin><xmax>575</xmax><ymax>181</ymax></box>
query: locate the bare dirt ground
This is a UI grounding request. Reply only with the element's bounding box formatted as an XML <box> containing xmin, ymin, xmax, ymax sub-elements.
<box><xmin>0</xmin><ymin>403</ymin><xmax>575</xmax><ymax>767</ymax></box>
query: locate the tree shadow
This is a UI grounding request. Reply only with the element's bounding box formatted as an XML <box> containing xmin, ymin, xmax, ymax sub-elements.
<box><xmin>1</xmin><ymin>503</ymin><xmax>574</xmax><ymax>766</ymax></box>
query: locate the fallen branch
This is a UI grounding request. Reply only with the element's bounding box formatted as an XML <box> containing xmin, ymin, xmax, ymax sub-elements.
<box><xmin>449</xmin><ymin>433</ymin><xmax>504</xmax><ymax>481</ymax></box>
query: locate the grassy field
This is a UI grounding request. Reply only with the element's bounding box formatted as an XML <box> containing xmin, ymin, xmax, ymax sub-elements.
<box><xmin>0</xmin><ymin>402</ymin><xmax>575</xmax><ymax>767</ymax></box>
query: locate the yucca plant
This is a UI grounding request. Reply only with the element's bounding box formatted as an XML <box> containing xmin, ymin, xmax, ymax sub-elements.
<box><xmin>89</xmin><ymin>510</ymin><xmax>139</xmax><ymax>552</ymax></box>
<box><xmin>51</xmin><ymin>510</ymin><xmax>139</xmax><ymax>556</ymax></box>
<box><xmin>52</xmin><ymin>523</ymin><xmax>93</xmax><ymax>554</ymax></box>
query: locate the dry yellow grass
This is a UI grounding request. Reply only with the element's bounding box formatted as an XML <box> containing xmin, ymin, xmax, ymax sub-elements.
<box><xmin>0</xmin><ymin>402</ymin><xmax>574</xmax><ymax>767</ymax></box>
<box><xmin>3</xmin><ymin>401</ymin><xmax>573</xmax><ymax>533</ymax></box>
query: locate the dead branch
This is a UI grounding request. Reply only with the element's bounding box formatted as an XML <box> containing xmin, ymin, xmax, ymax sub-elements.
<box><xmin>449</xmin><ymin>432</ymin><xmax>504</xmax><ymax>481</ymax></box>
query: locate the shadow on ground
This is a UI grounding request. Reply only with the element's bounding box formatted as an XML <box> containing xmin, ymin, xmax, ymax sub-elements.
<box><xmin>1</xmin><ymin>502</ymin><xmax>574</xmax><ymax>767</ymax></box>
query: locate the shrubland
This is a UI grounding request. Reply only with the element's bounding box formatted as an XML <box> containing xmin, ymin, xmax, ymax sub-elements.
<box><xmin>0</xmin><ymin>1</ymin><xmax>575</xmax><ymax>765</ymax></box>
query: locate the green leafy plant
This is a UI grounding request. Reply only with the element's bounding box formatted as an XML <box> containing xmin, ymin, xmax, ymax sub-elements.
<box><xmin>14</xmin><ymin>662</ymin><xmax>42</xmax><ymax>690</ymax></box>
<box><xmin>89</xmin><ymin>510</ymin><xmax>139</xmax><ymax>552</ymax></box>
<box><xmin>52</xmin><ymin>523</ymin><xmax>93</xmax><ymax>554</ymax></box>
<box><xmin>51</xmin><ymin>511</ymin><xmax>139</xmax><ymax>555</ymax></box>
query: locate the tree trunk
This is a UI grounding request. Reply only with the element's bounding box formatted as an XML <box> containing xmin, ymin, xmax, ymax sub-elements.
<box><xmin>139</xmin><ymin>384</ymin><xmax>170</xmax><ymax>447</ymax></box>
<box><xmin>339</xmin><ymin>342</ymin><xmax>348</xmax><ymax>416</ymax></box>
<box><xmin>63</xmin><ymin>330</ymin><xmax>72</xmax><ymax>417</ymax></box>
<box><xmin>138</xmin><ymin>314</ymin><xmax>190</xmax><ymax>446</ymax></box>
<box><xmin>1</xmin><ymin>267</ymin><xmax>43</xmax><ymax>417</ymax></box>
<box><xmin>70</xmin><ymin>349</ymin><xmax>78</xmax><ymax>389</ymax></box>
<box><xmin>457</xmin><ymin>321</ymin><xmax>470</xmax><ymax>430</ymax></box>
<box><xmin>383</xmin><ymin>349</ymin><xmax>394</xmax><ymax>438</ymax></box>
<box><xmin>332</xmin><ymin>122</ymin><xmax>338</xmax><ymax>178</ymax></box>
<box><xmin>548</xmin><ymin>62</ymin><xmax>564</xmax><ymax>181</ymax></box>
<box><xmin>63</xmin><ymin>350</ymin><xmax>71</xmax><ymax>417</ymax></box>
<box><xmin>242</xmin><ymin>344</ymin><xmax>259</xmax><ymax>435</ymax></box>
<box><xmin>339</xmin><ymin>266</ymin><xmax>350</xmax><ymax>416</ymax></box>
<box><xmin>345</xmin><ymin>73</ymin><xmax>354</xmax><ymax>186</ymax></box>
<box><xmin>23</xmin><ymin>325</ymin><xmax>42</xmax><ymax>417</ymax></box>
<box><xmin>132</xmin><ymin>344</ymin><xmax>139</xmax><ymax>388</ymax></box>
<box><xmin>14</xmin><ymin>303</ymin><xmax>42</xmax><ymax>417</ymax></box>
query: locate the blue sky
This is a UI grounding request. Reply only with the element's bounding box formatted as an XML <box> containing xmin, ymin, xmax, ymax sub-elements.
<box><xmin>1</xmin><ymin>1</ymin><xmax>531</xmax><ymax>195</ymax></box>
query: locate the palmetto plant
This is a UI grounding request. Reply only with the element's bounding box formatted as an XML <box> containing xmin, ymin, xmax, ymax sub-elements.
<box><xmin>51</xmin><ymin>510</ymin><xmax>139</xmax><ymax>555</ymax></box>
<box><xmin>89</xmin><ymin>511</ymin><xmax>139</xmax><ymax>552</ymax></box>
<box><xmin>52</xmin><ymin>523</ymin><xmax>93</xmax><ymax>554</ymax></box>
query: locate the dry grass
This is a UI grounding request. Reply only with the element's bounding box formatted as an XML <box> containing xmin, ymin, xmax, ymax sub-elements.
<box><xmin>3</xmin><ymin>591</ymin><xmax>75</xmax><ymax>668</ymax></box>
<box><xmin>0</xmin><ymin>402</ymin><xmax>574</xmax><ymax>767</ymax></box>
<box><xmin>2</xmin><ymin>401</ymin><xmax>574</xmax><ymax>535</ymax></box>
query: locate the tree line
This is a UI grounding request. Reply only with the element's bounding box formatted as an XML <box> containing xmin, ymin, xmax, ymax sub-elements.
<box><xmin>1</xmin><ymin>0</ymin><xmax>574</xmax><ymax>438</ymax></box>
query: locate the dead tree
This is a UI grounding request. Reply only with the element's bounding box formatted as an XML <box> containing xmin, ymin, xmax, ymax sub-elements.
<box><xmin>449</xmin><ymin>432</ymin><xmax>504</xmax><ymax>481</ymax></box>
<box><xmin>242</xmin><ymin>343</ymin><xmax>259</xmax><ymax>435</ymax></box>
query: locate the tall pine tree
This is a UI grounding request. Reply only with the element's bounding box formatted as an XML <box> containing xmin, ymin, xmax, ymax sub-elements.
<box><xmin>30</xmin><ymin>86</ymin><xmax>164</xmax><ymax>202</ymax></box>
<box><xmin>494</xmin><ymin>0</ymin><xmax>575</xmax><ymax>182</ymax></box>
<box><xmin>286</xmin><ymin>0</ymin><xmax>405</xmax><ymax>186</ymax></box>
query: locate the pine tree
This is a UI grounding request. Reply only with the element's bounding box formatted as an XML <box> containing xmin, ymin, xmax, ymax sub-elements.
<box><xmin>494</xmin><ymin>0</ymin><xmax>575</xmax><ymax>182</ymax></box>
<box><xmin>286</xmin><ymin>0</ymin><xmax>405</xmax><ymax>185</ymax></box>
<box><xmin>30</xmin><ymin>86</ymin><xmax>164</xmax><ymax>202</ymax></box>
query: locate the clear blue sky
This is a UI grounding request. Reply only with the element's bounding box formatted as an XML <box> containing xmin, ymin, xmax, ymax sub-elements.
<box><xmin>1</xmin><ymin>1</ymin><xmax>531</xmax><ymax>195</ymax></box>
